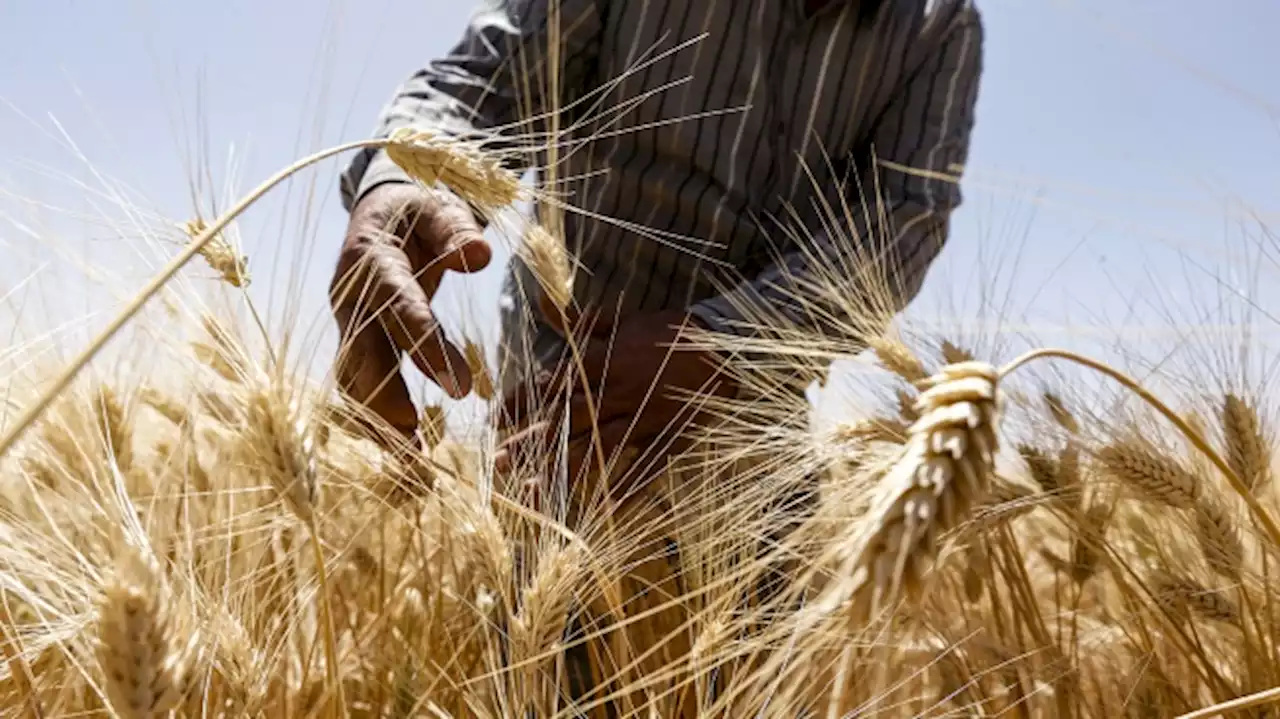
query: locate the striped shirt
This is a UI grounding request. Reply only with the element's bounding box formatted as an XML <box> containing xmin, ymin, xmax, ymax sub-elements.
<box><xmin>339</xmin><ymin>0</ymin><xmax>984</xmax><ymax>390</ymax></box>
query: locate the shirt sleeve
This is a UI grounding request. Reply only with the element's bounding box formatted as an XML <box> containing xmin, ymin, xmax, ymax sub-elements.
<box><xmin>339</xmin><ymin>0</ymin><xmax>605</xmax><ymax>212</ymax></box>
<box><xmin>689</xmin><ymin>4</ymin><xmax>984</xmax><ymax>342</ymax></box>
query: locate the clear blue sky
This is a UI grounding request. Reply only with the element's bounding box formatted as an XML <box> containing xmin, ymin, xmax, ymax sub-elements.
<box><xmin>2</xmin><ymin>0</ymin><xmax>1279</xmax><ymax>406</ymax></box>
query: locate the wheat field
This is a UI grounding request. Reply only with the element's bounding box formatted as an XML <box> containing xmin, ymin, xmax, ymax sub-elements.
<box><xmin>3</xmin><ymin>10</ymin><xmax>1280</xmax><ymax>719</ymax></box>
<box><xmin>0</xmin><ymin>125</ymin><xmax>1276</xmax><ymax>719</ymax></box>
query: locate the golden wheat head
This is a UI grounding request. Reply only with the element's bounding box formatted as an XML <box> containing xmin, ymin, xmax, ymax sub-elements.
<box><xmin>826</xmin><ymin>360</ymin><xmax>1002</xmax><ymax>623</ymax></box>
<box><xmin>97</xmin><ymin>544</ymin><xmax>195</xmax><ymax>719</ymax></box>
<box><xmin>385</xmin><ymin>127</ymin><xmax>522</xmax><ymax>210</ymax></box>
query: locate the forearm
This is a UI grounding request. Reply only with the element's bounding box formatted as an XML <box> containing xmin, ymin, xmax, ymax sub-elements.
<box><xmin>340</xmin><ymin>0</ymin><xmax>603</xmax><ymax>212</ymax></box>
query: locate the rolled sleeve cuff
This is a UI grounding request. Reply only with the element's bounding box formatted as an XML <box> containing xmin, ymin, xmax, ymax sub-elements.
<box><xmin>689</xmin><ymin>293</ymin><xmax>752</xmax><ymax>338</ymax></box>
<box><xmin>351</xmin><ymin>149</ymin><xmax>414</xmax><ymax>209</ymax></box>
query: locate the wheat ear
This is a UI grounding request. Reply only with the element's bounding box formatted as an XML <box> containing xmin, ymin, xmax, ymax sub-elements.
<box><xmin>1193</xmin><ymin>499</ymin><xmax>1243</xmax><ymax>580</ymax></box>
<box><xmin>1097</xmin><ymin>441</ymin><xmax>1200</xmax><ymax>509</ymax></box>
<box><xmin>938</xmin><ymin>339</ymin><xmax>974</xmax><ymax>364</ymax></box>
<box><xmin>97</xmin><ymin>544</ymin><xmax>194</xmax><ymax>719</ymax></box>
<box><xmin>998</xmin><ymin>348</ymin><xmax>1280</xmax><ymax>549</ymax></box>
<box><xmin>868</xmin><ymin>335</ymin><xmax>929</xmax><ymax>383</ymax></box>
<box><xmin>94</xmin><ymin>385</ymin><xmax>133</xmax><ymax>474</ymax></box>
<box><xmin>244</xmin><ymin>386</ymin><xmax>345</xmax><ymax>714</ymax></box>
<box><xmin>182</xmin><ymin>217</ymin><xmax>250</xmax><ymax>287</ymax></box>
<box><xmin>1153</xmin><ymin>574</ymin><xmax>1240</xmax><ymax>625</ymax></box>
<box><xmin>384</xmin><ymin>127</ymin><xmax>522</xmax><ymax>210</ymax></box>
<box><xmin>1221</xmin><ymin>393</ymin><xmax>1269</xmax><ymax>493</ymax></box>
<box><xmin>824</xmin><ymin>360</ymin><xmax>1001</xmax><ymax>622</ymax></box>
<box><xmin>523</xmin><ymin>223</ymin><xmax>574</xmax><ymax>312</ymax></box>
<box><xmin>1043</xmin><ymin>391</ymin><xmax>1080</xmax><ymax>435</ymax></box>
<box><xmin>463</xmin><ymin>340</ymin><xmax>496</xmax><ymax>401</ymax></box>
<box><xmin>420</xmin><ymin>404</ymin><xmax>447</xmax><ymax>450</ymax></box>
<box><xmin>246</xmin><ymin>388</ymin><xmax>318</xmax><ymax>523</ymax></box>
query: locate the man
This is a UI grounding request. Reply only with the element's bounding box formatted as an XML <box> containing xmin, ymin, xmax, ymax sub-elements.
<box><xmin>331</xmin><ymin>0</ymin><xmax>983</xmax><ymax>482</ymax></box>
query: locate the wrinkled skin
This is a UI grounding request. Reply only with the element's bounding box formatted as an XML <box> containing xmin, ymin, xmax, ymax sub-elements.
<box><xmin>330</xmin><ymin>183</ymin><xmax>490</xmax><ymax>438</ymax></box>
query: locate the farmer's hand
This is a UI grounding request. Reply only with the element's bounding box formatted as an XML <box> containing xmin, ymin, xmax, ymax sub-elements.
<box><xmin>497</xmin><ymin>309</ymin><xmax>736</xmax><ymax>485</ymax></box>
<box><xmin>330</xmin><ymin>183</ymin><xmax>490</xmax><ymax>438</ymax></box>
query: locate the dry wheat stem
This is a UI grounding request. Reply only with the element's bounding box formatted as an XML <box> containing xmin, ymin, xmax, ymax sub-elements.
<box><xmin>1176</xmin><ymin>684</ymin><xmax>1280</xmax><ymax>718</ymax></box>
<box><xmin>0</xmin><ymin>132</ymin><xmax>514</xmax><ymax>463</ymax></box>
<box><xmin>0</xmin><ymin>138</ymin><xmax>396</xmax><ymax>461</ymax></box>
<box><xmin>999</xmin><ymin>347</ymin><xmax>1280</xmax><ymax>550</ymax></box>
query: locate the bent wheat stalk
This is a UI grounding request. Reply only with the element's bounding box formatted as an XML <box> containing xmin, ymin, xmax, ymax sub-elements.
<box><xmin>0</xmin><ymin>132</ymin><xmax>523</xmax><ymax>461</ymax></box>
<box><xmin>999</xmin><ymin>347</ymin><xmax>1280</xmax><ymax>550</ymax></box>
